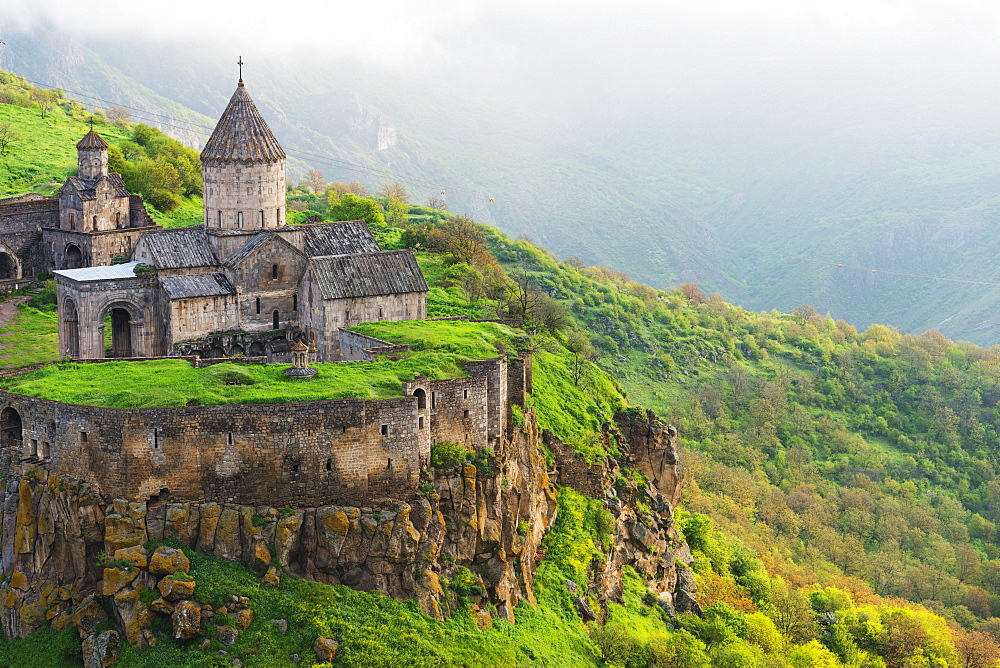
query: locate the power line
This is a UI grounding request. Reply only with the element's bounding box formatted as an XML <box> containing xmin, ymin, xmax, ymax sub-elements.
<box><xmin>14</xmin><ymin>75</ymin><xmax>1000</xmax><ymax>289</ymax></box>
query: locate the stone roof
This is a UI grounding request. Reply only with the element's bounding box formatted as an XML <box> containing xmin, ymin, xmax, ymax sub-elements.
<box><xmin>302</xmin><ymin>221</ymin><xmax>380</xmax><ymax>257</ymax></box>
<box><xmin>54</xmin><ymin>261</ymin><xmax>141</xmax><ymax>282</ymax></box>
<box><xmin>65</xmin><ymin>173</ymin><xmax>130</xmax><ymax>201</ymax></box>
<box><xmin>225</xmin><ymin>230</ymin><xmax>303</xmax><ymax>268</ymax></box>
<box><xmin>132</xmin><ymin>226</ymin><xmax>219</xmax><ymax>269</ymax></box>
<box><xmin>201</xmin><ymin>83</ymin><xmax>286</xmax><ymax>163</ymax></box>
<box><xmin>76</xmin><ymin>130</ymin><xmax>108</xmax><ymax>149</ymax></box>
<box><xmin>310</xmin><ymin>250</ymin><xmax>428</xmax><ymax>300</ymax></box>
<box><xmin>160</xmin><ymin>273</ymin><xmax>236</xmax><ymax>300</ymax></box>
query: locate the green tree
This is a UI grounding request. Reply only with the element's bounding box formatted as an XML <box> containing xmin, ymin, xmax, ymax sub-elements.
<box><xmin>328</xmin><ymin>193</ymin><xmax>385</xmax><ymax>225</ymax></box>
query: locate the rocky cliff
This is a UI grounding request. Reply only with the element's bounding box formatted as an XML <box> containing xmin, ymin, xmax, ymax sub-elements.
<box><xmin>0</xmin><ymin>409</ymin><xmax>696</xmax><ymax>658</ymax></box>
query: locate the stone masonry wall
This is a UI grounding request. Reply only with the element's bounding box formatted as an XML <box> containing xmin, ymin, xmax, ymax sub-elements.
<box><xmin>0</xmin><ymin>354</ymin><xmax>529</xmax><ymax>508</ymax></box>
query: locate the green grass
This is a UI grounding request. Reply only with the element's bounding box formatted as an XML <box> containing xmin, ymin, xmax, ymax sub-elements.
<box><xmin>351</xmin><ymin>319</ymin><xmax>522</xmax><ymax>359</ymax></box>
<box><xmin>0</xmin><ymin>355</ymin><xmax>472</xmax><ymax>408</ymax></box>
<box><xmin>0</xmin><ymin>539</ymin><xmax>598</xmax><ymax>668</ymax></box>
<box><xmin>0</xmin><ymin>305</ymin><xmax>61</xmax><ymax>368</ymax></box>
<box><xmin>148</xmin><ymin>195</ymin><xmax>204</xmax><ymax>229</ymax></box>
<box><xmin>0</xmin><ymin>102</ymin><xmax>131</xmax><ymax>196</ymax></box>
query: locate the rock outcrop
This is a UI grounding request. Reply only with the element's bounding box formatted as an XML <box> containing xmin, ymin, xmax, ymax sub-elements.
<box><xmin>0</xmin><ymin>408</ymin><xmax>696</xmax><ymax>644</ymax></box>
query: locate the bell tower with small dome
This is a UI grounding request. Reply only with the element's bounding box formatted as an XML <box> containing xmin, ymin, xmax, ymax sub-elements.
<box><xmin>76</xmin><ymin>128</ymin><xmax>109</xmax><ymax>182</ymax></box>
<box><xmin>201</xmin><ymin>66</ymin><xmax>287</xmax><ymax>235</ymax></box>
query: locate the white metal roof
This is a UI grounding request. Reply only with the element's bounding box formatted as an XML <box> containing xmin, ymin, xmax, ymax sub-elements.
<box><xmin>53</xmin><ymin>261</ymin><xmax>142</xmax><ymax>282</ymax></box>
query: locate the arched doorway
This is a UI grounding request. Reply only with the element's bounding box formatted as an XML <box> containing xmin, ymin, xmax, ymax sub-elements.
<box><xmin>1</xmin><ymin>407</ymin><xmax>22</xmax><ymax>448</ymax></box>
<box><xmin>64</xmin><ymin>244</ymin><xmax>83</xmax><ymax>269</ymax></box>
<box><xmin>413</xmin><ymin>388</ymin><xmax>427</xmax><ymax>409</ymax></box>
<box><xmin>109</xmin><ymin>308</ymin><xmax>133</xmax><ymax>358</ymax></box>
<box><xmin>207</xmin><ymin>346</ymin><xmax>225</xmax><ymax>359</ymax></box>
<box><xmin>229</xmin><ymin>345</ymin><xmax>245</xmax><ymax>357</ymax></box>
<box><xmin>0</xmin><ymin>253</ymin><xmax>16</xmax><ymax>280</ymax></box>
<box><xmin>249</xmin><ymin>342</ymin><xmax>265</xmax><ymax>357</ymax></box>
<box><xmin>65</xmin><ymin>299</ymin><xmax>80</xmax><ymax>358</ymax></box>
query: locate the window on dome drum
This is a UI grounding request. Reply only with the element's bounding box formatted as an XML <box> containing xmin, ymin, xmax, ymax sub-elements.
<box><xmin>92</xmin><ymin>215</ymin><xmax>98</xmax><ymax>231</ymax></box>
<box><xmin>292</xmin><ymin>294</ymin><xmax>298</xmax><ymax>311</ymax></box>
<box><xmin>272</xmin><ymin>264</ymin><xmax>278</xmax><ymax>279</ymax></box>
<box><xmin>237</xmin><ymin>211</ymin><xmax>243</xmax><ymax>228</ymax></box>
<box><xmin>272</xmin><ymin>310</ymin><xmax>279</xmax><ymax>330</ymax></box>
<box><xmin>255</xmin><ymin>297</ymin><xmax>260</xmax><ymax>314</ymax></box>
<box><xmin>218</xmin><ymin>211</ymin><xmax>223</xmax><ymax>226</ymax></box>
<box><xmin>258</xmin><ymin>210</ymin><xmax>264</xmax><ymax>227</ymax></box>
<box><xmin>378</xmin><ymin>307</ymin><xmax>383</xmax><ymax>319</ymax></box>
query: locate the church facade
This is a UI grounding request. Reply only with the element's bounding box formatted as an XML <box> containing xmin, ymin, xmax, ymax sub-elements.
<box><xmin>19</xmin><ymin>79</ymin><xmax>427</xmax><ymax>361</ymax></box>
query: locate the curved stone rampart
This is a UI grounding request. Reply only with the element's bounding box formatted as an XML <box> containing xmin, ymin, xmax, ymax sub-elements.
<box><xmin>0</xmin><ymin>356</ymin><xmax>518</xmax><ymax>508</ymax></box>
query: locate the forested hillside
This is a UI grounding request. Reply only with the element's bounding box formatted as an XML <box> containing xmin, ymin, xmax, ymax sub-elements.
<box><xmin>2</xmin><ymin>78</ymin><xmax>1000</xmax><ymax>665</ymax></box>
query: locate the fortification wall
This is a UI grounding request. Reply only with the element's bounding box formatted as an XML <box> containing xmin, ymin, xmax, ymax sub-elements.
<box><xmin>0</xmin><ymin>199</ymin><xmax>58</xmax><ymax>234</ymax></box>
<box><xmin>0</xmin><ymin>353</ymin><xmax>529</xmax><ymax>508</ymax></box>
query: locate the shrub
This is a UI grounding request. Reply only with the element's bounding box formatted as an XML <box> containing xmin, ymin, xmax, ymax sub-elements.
<box><xmin>511</xmin><ymin>404</ymin><xmax>526</xmax><ymax>427</ymax></box>
<box><xmin>430</xmin><ymin>442</ymin><xmax>473</xmax><ymax>469</ymax></box>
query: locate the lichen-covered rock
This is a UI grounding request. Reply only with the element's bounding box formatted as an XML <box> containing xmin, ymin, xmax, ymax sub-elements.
<box><xmin>149</xmin><ymin>597</ymin><xmax>173</xmax><ymax>615</ymax></box>
<box><xmin>111</xmin><ymin>588</ymin><xmax>152</xmax><ymax>648</ymax></box>
<box><xmin>102</xmin><ymin>567</ymin><xmax>138</xmax><ymax>596</ymax></box>
<box><xmin>171</xmin><ymin>600</ymin><xmax>202</xmax><ymax>640</ymax></box>
<box><xmin>82</xmin><ymin>629</ymin><xmax>120</xmax><ymax>667</ymax></box>
<box><xmin>261</xmin><ymin>566</ymin><xmax>280</xmax><ymax>587</ymax></box>
<box><xmin>313</xmin><ymin>637</ymin><xmax>340</xmax><ymax>662</ymax></box>
<box><xmin>269</xmin><ymin>618</ymin><xmax>288</xmax><ymax>635</ymax></box>
<box><xmin>158</xmin><ymin>575</ymin><xmax>196</xmax><ymax>601</ymax></box>
<box><xmin>216</xmin><ymin>624</ymin><xmax>239</xmax><ymax>646</ymax></box>
<box><xmin>112</xmin><ymin>546</ymin><xmax>148</xmax><ymax>570</ymax></box>
<box><xmin>232</xmin><ymin>607</ymin><xmax>253</xmax><ymax>631</ymax></box>
<box><xmin>72</xmin><ymin>595</ymin><xmax>109</xmax><ymax>640</ymax></box>
<box><xmin>148</xmin><ymin>546</ymin><xmax>190</xmax><ymax>575</ymax></box>
<box><xmin>213</xmin><ymin>507</ymin><xmax>242</xmax><ymax>561</ymax></box>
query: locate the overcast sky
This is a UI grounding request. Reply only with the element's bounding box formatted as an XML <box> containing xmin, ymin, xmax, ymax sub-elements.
<box><xmin>5</xmin><ymin>0</ymin><xmax>1000</xmax><ymax>84</ymax></box>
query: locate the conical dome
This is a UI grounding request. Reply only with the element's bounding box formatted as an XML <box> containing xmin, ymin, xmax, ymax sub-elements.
<box><xmin>201</xmin><ymin>83</ymin><xmax>286</xmax><ymax>162</ymax></box>
<box><xmin>76</xmin><ymin>129</ymin><xmax>108</xmax><ymax>149</ymax></box>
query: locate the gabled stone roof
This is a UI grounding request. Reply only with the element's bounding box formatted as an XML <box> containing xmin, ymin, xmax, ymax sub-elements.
<box><xmin>310</xmin><ymin>250</ymin><xmax>428</xmax><ymax>300</ymax></box>
<box><xmin>132</xmin><ymin>226</ymin><xmax>219</xmax><ymax>269</ymax></box>
<box><xmin>76</xmin><ymin>130</ymin><xmax>108</xmax><ymax>149</ymax></box>
<box><xmin>224</xmin><ymin>230</ymin><xmax>305</xmax><ymax>268</ymax></box>
<box><xmin>160</xmin><ymin>273</ymin><xmax>236</xmax><ymax>300</ymax></box>
<box><xmin>65</xmin><ymin>173</ymin><xmax>130</xmax><ymax>200</ymax></box>
<box><xmin>302</xmin><ymin>221</ymin><xmax>380</xmax><ymax>257</ymax></box>
<box><xmin>201</xmin><ymin>83</ymin><xmax>286</xmax><ymax>163</ymax></box>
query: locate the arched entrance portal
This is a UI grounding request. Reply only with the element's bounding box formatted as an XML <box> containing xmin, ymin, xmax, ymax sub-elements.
<box><xmin>413</xmin><ymin>388</ymin><xmax>427</xmax><ymax>409</ymax></box>
<box><xmin>65</xmin><ymin>244</ymin><xmax>83</xmax><ymax>269</ymax></box>
<box><xmin>0</xmin><ymin>253</ymin><xmax>17</xmax><ymax>280</ymax></box>
<box><xmin>1</xmin><ymin>407</ymin><xmax>22</xmax><ymax>448</ymax></box>
<box><xmin>65</xmin><ymin>299</ymin><xmax>80</xmax><ymax>358</ymax></box>
<box><xmin>110</xmin><ymin>308</ymin><xmax>133</xmax><ymax>358</ymax></box>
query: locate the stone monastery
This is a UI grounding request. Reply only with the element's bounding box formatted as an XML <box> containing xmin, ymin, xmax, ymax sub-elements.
<box><xmin>0</xmin><ymin>78</ymin><xmax>428</xmax><ymax>362</ymax></box>
<box><xmin>0</xmin><ymin>77</ymin><xmax>530</xmax><ymax>511</ymax></box>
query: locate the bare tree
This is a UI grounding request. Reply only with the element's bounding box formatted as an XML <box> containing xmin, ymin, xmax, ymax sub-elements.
<box><xmin>378</xmin><ymin>181</ymin><xmax>408</xmax><ymax>201</ymax></box>
<box><xmin>0</xmin><ymin>123</ymin><xmax>20</xmax><ymax>155</ymax></box>
<box><xmin>106</xmin><ymin>104</ymin><xmax>132</xmax><ymax>125</ymax></box>
<box><xmin>302</xmin><ymin>169</ymin><xmax>327</xmax><ymax>193</ymax></box>
<box><xmin>426</xmin><ymin>196</ymin><xmax>449</xmax><ymax>211</ymax></box>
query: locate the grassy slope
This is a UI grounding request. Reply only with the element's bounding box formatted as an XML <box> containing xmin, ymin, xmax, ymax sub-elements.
<box><xmin>0</xmin><ymin>102</ymin><xmax>131</xmax><ymax>196</ymax></box>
